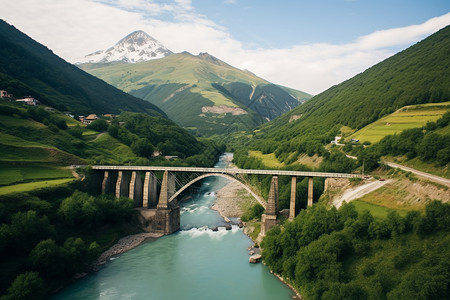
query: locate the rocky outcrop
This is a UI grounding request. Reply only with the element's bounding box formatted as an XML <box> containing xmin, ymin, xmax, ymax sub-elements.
<box><xmin>249</xmin><ymin>254</ymin><xmax>262</xmax><ymax>263</ymax></box>
<box><xmin>95</xmin><ymin>232</ymin><xmax>163</xmax><ymax>267</ymax></box>
<box><xmin>201</xmin><ymin>105</ymin><xmax>248</xmax><ymax>115</ymax></box>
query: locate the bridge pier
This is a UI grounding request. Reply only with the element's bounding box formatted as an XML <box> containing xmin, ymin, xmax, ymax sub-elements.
<box><xmin>289</xmin><ymin>176</ymin><xmax>296</xmax><ymax>221</ymax></box>
<box><xmin>101</xmin><ymin>170</ymin><xmax>116</xmax><ymax>194</ymax></box>
<box><xmin>157</xmin><ymin>171</ymin><xmax>176</xmax><ymax>209</ymax></box>
<box><xmin>129</xmin><ymin>171</ymin><xmax>143</xmax><ymax>207</ymax></box>
<box><xmin>261</xmin><ymin>176</ymin><xmax>278</xmax><ymax>236</ymax></box>
<box><xmin>152</xmin><ymin>171</ymin><xmax>180</xmax><ymax>234</ymax></box>
<box><xmin>115</xmin><ymin>171</ymin><xmax>130</xmax><ymax>198</ymax></box>
<box><xmin>143</xmin><ymin>172</ymin><xmax>158</xmax><ymax>208</ymax></box>
<box><xmin>308</xmin><ymin>176</ymin><xmax>314</xmax><ymax>207</ymax></box>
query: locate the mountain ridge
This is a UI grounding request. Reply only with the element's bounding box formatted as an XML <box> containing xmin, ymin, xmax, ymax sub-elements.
<box><xmin>80</xmin><ymin>48</ymin><xmax>311</xmax><ymax>136</ymax></box>
<box><xmin>77</xmin><ymin>30</ymin><xmax>173</xmax><ymax>64</ymax></box>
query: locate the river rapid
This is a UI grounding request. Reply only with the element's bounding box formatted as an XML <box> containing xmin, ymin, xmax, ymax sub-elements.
<box><xmin>53</xmin><ymin>153</ymin><xmax>294</xmax><ymax>300</ymax></box>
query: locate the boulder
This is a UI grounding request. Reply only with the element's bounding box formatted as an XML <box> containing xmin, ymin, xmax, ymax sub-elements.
<box><xmin>249</xmin><ymin>254</ymin><xmax>262</xmax><ymax>263</ymax></box>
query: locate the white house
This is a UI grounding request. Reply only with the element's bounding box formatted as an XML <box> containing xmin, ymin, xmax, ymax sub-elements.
<box><xmin>16</xmin><ymin>96</ymin><xmax>40</xmax><ymax>106</ymax></box>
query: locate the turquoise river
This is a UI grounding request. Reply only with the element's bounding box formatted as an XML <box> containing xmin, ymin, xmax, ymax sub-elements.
<box><xmin>53</xmin><ymin>154</ymin><xmax>295</xmax><ymax>300</ymax></box>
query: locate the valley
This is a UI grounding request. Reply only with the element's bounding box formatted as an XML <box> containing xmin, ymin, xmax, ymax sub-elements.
<box><xmin>0</xmin><ymin>16</ymin><xmax>449</xmax><ymax>300</ymax></box>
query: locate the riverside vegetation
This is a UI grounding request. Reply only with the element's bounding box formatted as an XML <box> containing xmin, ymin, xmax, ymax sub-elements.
<box><xmin>262</xmin><ymin>201</ymin><xmax>450</xmax><ymax>300</ymax></box>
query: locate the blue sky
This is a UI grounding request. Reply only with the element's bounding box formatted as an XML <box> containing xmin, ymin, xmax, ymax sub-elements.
<box><xmin>1</xmin><ymin>0</ymin><xmax>449</xmax><ymax>94</ymax></box>
<box><xmin>193</xmin><ymin>0</ymin><xmax>449</xmax><ymax>48</ymax></box>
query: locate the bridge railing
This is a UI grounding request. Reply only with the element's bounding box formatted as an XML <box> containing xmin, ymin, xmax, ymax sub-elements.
<box><xmin>91</xmin><ymin>165</ymin><xmax>362</xmax><ymax>179</ymax></box>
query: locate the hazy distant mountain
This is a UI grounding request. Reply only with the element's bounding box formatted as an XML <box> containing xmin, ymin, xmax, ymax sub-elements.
<box><xmin>79</xmin><ymin>50</ymin><xmax>312</xmax><ymax>136</ymax></box>
<box><xmin>77</xmin><ymin>31</ymin><xmax>173</xmax><ymax>64</ymax></box>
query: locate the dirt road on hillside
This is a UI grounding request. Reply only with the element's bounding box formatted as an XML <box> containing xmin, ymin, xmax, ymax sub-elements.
<box><xmin>385</xmin><ymin>162</ymin><xmax>450</xmax><ymax>187</ymax></box>
<box><xmin>332</xmin><ymin>179</ymin><xmax>392</xmax><ymax>208</ymax></box>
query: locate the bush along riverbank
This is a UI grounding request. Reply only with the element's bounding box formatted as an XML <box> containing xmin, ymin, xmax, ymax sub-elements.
<box><xmin>0</xmin><ymin>186</ymin><xmax>142</xmax><ymax>300</ymax></box>
<box><xmin>261</xmin><ymin>201</ymin><xmax>450</xmax><ymax>299</ymax></box>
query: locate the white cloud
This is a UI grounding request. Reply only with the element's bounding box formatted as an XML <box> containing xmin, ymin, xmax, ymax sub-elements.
<box><xmin>356</xmin><ymin>13</ymin><xmax>450</xmax><ymax>50</ymax></box>
<box><xmin>1</xmin><ymin>1</ymin><xmax>449</xmax><ymax>95</ymax></box>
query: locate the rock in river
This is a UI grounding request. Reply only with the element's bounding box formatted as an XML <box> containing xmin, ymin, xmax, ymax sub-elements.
<box><xmin>249</xmin><ymin>254</ymin><xmax>262</xmax><ymax>264</ymax></box>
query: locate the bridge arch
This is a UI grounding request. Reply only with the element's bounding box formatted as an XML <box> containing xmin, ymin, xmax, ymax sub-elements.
<box><xmin>168</xmin><ymin>173</ymin><xmax>266</xmax><ymax>209</ymax></box>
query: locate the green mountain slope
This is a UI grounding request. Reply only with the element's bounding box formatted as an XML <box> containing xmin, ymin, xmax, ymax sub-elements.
<box><xmin>0</xmin><ymin>21</ymin><xmax>225</xmax><ymax>191</ymax></box>
<box><xmin>80</xmin><ymin>52</ymin><xmax>311</xmax><ymax>136</ymax></box>
<box><xmin>0</xmin><ymin>20</ymin><xmax>165</xmax><ymax>117</ymax></box>
<box><xmin>348</xmin><ymin>102</ymin><xmax>450</xmax><ymax>144</ymax></box>
<box><xmin>246</xmin><ymin>25</ymin><xmax>450</xmax><ymax>161</ymax></box>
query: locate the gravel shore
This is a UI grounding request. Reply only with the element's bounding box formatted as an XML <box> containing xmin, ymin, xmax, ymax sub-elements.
<box><xmin>95</xmin><ymin>232</ymin><xmax>163</xmax><ymax>267</ymax></box>
<box><xmin>212</xmin><ymin>180</ymin><xmax>257</xmax><ymax>219</ymax></box>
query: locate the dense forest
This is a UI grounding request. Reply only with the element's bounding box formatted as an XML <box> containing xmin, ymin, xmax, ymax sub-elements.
<box><xmin>107</xmin><ymin>112</ymin><xmax>225</xmax><ymax>166</ymax></box>
<box><xmin>262</xmin><ymin>201</ymin><xmax>450</xmax><ymax>299</ymax></box>
<box><xmin>0</xmin><ymin>186</ymin><xmax>137</xmax><ymax>299</ymax></box>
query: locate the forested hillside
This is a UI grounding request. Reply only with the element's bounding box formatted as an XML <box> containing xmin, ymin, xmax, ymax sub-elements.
<box><xmin>241</xmin><ymin>25</ymin><xmax>450</xmax><ymax>163</ymax></box>
<box><xmin>262</xmin><ymin>201</ymin><xmax>450</xmax><ymax>299</ymax></box>
<box><xmin>0</xmin><ymin>20</ymin><xmax>165</xmax><ymax>117</ymax></box>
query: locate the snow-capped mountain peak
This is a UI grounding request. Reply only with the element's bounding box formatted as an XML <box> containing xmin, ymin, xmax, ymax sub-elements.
<box><xmin>77</xmin><ymin>30</ymin><xmax>172</xmax><ymax>64</ymax></box>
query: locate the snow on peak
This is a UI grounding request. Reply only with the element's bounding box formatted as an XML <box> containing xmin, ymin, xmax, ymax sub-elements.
<box><xmin>77</xmin><ymin>31</ymin><xmax>172</xmax><ymax>64</ymax></box>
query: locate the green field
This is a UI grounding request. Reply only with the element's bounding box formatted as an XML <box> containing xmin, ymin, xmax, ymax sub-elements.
<box><xmin>348</xmin><ymin>102</ymin><xmax>450</xmax><ymax>143</ymax></box>
<box><xmin>0</xmin><ymin>164</ymin><xmax>73</xmax><ymax>186</ymax></box>
<box><xmin>248</xmin><ymin>150</ymin><xmax>285</xmax><ymax>168</ymax></box>
<box><xmin>0</xmin><ymin>178</ymin><xmax>75</xmax><ymax>195</ymax></box>
<box><xmin>0</xmin><ymin>132</ymin><xmax>51</xmax><ymax>148</ymax></box>
<box><xmin>0</xmin><ymin>115</ymin><xmax>46</xmax><ymax>128</ymax></box>
<box><xmin>352</xmin><ymin>200</ymin><xmax>410</xmax><ymax>219</ymax></box>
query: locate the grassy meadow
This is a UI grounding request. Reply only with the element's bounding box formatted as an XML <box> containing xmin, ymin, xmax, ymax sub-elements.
<box><xmin>248</xmin><ymin>150</ymin><xmax>285</xmax><ymax>168</ymax></box>
<box><xmin>0</xmin><ymin>178</ymin><xmax>75</xmax><ymax>195</ymax></box>
<box><xmin>0</xmin><ymin>164</ymin><xmax>73</xmax><ymax>186</ymax></box>
<box><xmin>348</xmin><ymin>102</ymin><xmax>450</xmax><ymax>143</ymax></box>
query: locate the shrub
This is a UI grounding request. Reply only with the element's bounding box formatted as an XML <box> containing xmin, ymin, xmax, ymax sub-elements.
<box><xmin>2</xmin><ymin>272</ymin><xmax>45</xmax><ymax>300</ymax></box>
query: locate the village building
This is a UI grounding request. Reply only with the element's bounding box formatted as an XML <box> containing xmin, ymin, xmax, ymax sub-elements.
<box><xmin>80</xmin><ymin>114</ymin><xmax>98</xmax><ymax>125</ymax></box>
<box><xmin>330</xmin><ymin>136</ymin><xmax>342</xmax><ymax>145</ymax></box>
<box><xmin>16</xmin><ymin>96</ymin><xmax>40</xmax><ymax>106</ymax></box>
<box><xmin>64</xmin><ymin>112</ymin><xmax>74</xmax><ymax>118</ymax></box>
<box><xmin>0</xmin><ymin>90</ymin><xmax>13</xmax><ymax>99</ymax></box>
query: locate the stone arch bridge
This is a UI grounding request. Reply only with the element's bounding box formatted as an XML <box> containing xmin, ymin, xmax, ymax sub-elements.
<box><xmin>92</xmin><ymin>166</ymin><xmax>361</xmax><ymax>235</ymax></box>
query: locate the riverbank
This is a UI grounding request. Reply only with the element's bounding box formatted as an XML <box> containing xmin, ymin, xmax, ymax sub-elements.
<box><xmin>272</xmin><ymin>272</ymin><xmax>304</xmax><ymax>300</ymax></box>
<box><xmin>94</xmin><ymin>232</ymin><xmax>163</xmax><ymax>268</ymax></box>
<box><xmin>212</xmin><ymin>180</ymin><xmax>255</xmax><ymax>218</ymax></box>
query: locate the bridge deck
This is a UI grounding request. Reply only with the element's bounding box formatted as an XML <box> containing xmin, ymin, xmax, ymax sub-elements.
<box><xmin>92</xmin><ymin>166</ymin><xmax>361</xmax><ymax>179</ymax></box>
